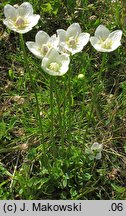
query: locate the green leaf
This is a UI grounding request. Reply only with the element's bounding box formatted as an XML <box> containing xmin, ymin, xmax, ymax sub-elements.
<box><xmin>0</xmin><ymin>121</ymin><xmax>6</xmax><ymax>139</ymax></box>
<box><xmin>83</xmin><ymin>173</ymin><xmax>92</xmax><ymax>180</ymax></box>
<box><xmin>7</xmin><ymin>117</ymin><xmax>17</xmax><ymax>131</ymax></box>
<box><xmin>42</xmin><ymin>3</ymin><xmax>52</xmax><ymax>13</ymax></box>
<box><xmin>0</xmin><ymin>163</ymin><xmax>13</xmax><ymax>177</ymax></box>
<box><xmin>111</xmin><ymin>183</ymin><xmax>125</xmax><ymax>193</ymax></box>
<box><xmin>8</xmin><ymin>69</ymin><xmax>14</xmax><ymax>80</ymax></box>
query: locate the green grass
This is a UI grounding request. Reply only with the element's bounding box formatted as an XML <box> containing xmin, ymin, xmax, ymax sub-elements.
<box><xmin>0</xmin><ymin>0</ymin><xmax>126</xmax><ymax>200</ymax></box>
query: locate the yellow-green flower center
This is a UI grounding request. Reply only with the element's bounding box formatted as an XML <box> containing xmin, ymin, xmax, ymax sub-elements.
<box><xmin>49</xmin><ymin>62</ymin><xmax>60</xmax><ymax>72</ymax></box>
<box><xmin>101</xmin><ymin>39</ymin><xmax>113</xmax><ymax>49</ymax></box>
<box><xmin>15</xmin><ymin>17</ymin><xmax>28</xmax><ymax>29</ymax></box>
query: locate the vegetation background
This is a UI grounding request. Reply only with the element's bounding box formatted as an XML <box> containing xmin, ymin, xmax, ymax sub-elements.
<box><xmin>0</xmin><ymin>0</ymin><xmax>126</xmax><ymax>199</ymax></box>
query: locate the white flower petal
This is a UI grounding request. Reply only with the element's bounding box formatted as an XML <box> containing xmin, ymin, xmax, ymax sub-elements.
<box><xmin>75</xmin><ymin>32</ymin><xmax>90</xmax><ymax>52</ymax></box>
<box><xmin>49</xmin><ymin>34</ymin><xmax>59</xmax><ymax>48</ymax></box>
<box><xmin>90</xmin><ymin>36</ymin><xmax>102</xmax><ymax>51</ymax></box>
<box><xmin>90</xmin><ymin>36</ymin><xmax>99</xmax><ymax>45</ymax></box>
<box><xmin>41</xmin><ymin>57</ymin><xmax>50</xmax><ymax>72</ymax></box>
<box><xmin>78</xmin><ymin>33</ymin><xmax>90</xmax><ymax>46</ymax></box>
<box><xmin>62</xmin><ymin>44</ymin><xmax>75</xmax><ymax>54</ymax></box>
<box><xmin>59</xmin><ymin>55</ymin><xmax>70</xmax><ymax>75</ymax></box>
<box><xmin>45</xmin><ymin>48</ymin><xmax>61</xmax><ymax>62</ymax></box>
<box><xmin>97</xmin><ymin>47</ymin><xmax>113</xmax><ymax>52</ymax></box>
<box><xmin>42</xmin><ymin>49</ymin><xmax>61</xmax><ymax>76</ymax></box>
<box><xmin>57</xmin><ymin>44</ymin><xmax>70</xmax><ymax>55</ymax></box>
<box><xmin>3</xmin><ymin>19</ymin><xmax>14</xmax><ymax>29</ymax></box>
<box><xmin>95</xmin><ymin>152</ymin><xmax>102</xmax><ymax>160</ymax></box>
<box><xmin>95</xmin><ymin>25</ymin><xmax>110</xmax><ymax>40</ymax></box>
<box><xmin>91</xmin><ymin>143</ymin><xmax>98</xmax><ymax>150</ymax></box>
<box><xmin>67</xmin><ymin>23</ymin><xmax>81</xmax><ymax>38</ymax></box>
<box><xmin>57</xmin><ymin>29</ymin><xmax>66</xmax><ymax>42</ymax></box>
<box><xmin>17</xmin><ymin>2</ymin><xmax>33</xmax><ymax>17</ymax></box>
<box><xmin>27</xmin><ymin>14</ymin><xmax>40</xmax><ymax>28</ymax></box>
<box><xmin>90</xmin><ymin>36</ymin><xmax>110</xmax><ymax>52</ymax></box>
<box><xmin>35</xmin><ymin>30</ymin><xmax>49</xmax><ymax>46</ymax></box>
<box><xmin>91</xmin><ymin>142</ymin><xmax>103</xmax><ymax>150</ymax></box>
<box><xmin>15</xmin><ymin>26</ymin><xmax>32</xmax><ymax>34</ymax></box>
<box><xmin>108</xmin><ymin>30</ymin><xmax>122</xmax><ymax>42</ymax></box>
<box><xmin>110</xmin><ymin>43</ymin><xmax>121</xmax><ymax>51</ymax></box>
<box><xmin>4</xmin><ymin>4</ymin><xmax>17</xmax><ymax>20</ymax></box>
<box><xmin>26</xmin><ymin>42</ymin><xmax>42</xmax><ymax>59</ymax></box>
<box><xmin>108</xmin><ymin>30</ymin><xmax>122</xmax><ymax>50</ymax></box>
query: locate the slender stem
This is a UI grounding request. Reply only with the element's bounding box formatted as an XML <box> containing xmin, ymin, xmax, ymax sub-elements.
<box><xmin>19</xmin><ymin>34</ymin><xmax>46</xmax><ymax>158</ymax></box>
<box><xmin>68</xmin><ymin>68</ymin><xmax>72</xmax><ymax>144</ymax></box>
<box><xmin>53</xmin><ymin>78</ymin><xmax>64</xmax><ymax>147</ymax></box>
<box><xmin>10</xmin><ymin>154</ymin><xmax>20</xmax><ymax>189</ymax></box>
<box><xmin>50</xmin><ymin>76</ymin><xmax>55</xmax><ymax>154</ymax></box>
<box><xmin>63</xmin><ymin>77</ymin><xmax>67</xmax><ymax>143</ymax></box>
<box><xmin>83</xmin><ymin>53</ymin><xmax>107</xmax><ymax>143</ymax></box>
<box><xmin>121</xmin><ymin>0</ymin><xmax>126</xmax><ymax>28</ymax></box>
<box><xmin>78</xmin><ymin>70</ymin><xmax>86</xmax><ymax>144</ymax></box>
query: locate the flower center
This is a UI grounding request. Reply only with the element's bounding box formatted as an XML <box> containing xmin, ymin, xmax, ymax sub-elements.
<box><xmin>101</xmin><ymin>39</ymin><xmax>113</xmax><ymax>49</ymax></box>
<box><xmin>67</xmin><ymin>37</ymin><xmax>77</xmax><ymax>48</ymax></box>
<box><xmin>41</xmin><ymin>44</ymin><xmax>49</xmax><ymax>56</ymax></box>
<box><xmin>49</xmin><ymin>62</ymin><xmax>60</xmax><ymax>72</ymax></box>
<box><xmin>15</xmin><ymin>17</ymin><xmax>27</xmax><ymax>28</ymax></box>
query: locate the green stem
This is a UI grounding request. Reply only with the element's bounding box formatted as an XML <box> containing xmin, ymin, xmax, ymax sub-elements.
<box><xmin>83</xmin><ymin>53</ymin><xmax>107</xmax><ymax>143</ymax></box>
<box><xmin>50</xmin><ymin>76</ymin><xmax>55</xmax><ymax>154</ymax></box>
<box><xmin>121</xmin><ymin>0</ymin><xmax>126</xmax><ymax>28</ymax></box>
<box><xmin>0</xmin><ymin>146</ymin><xmax>19</xmax><ymax>153</ymax></box>
<box><xmin>63</xmin><ymin>77</ymin><xmax>67</xmax><ymax>143</ymax></box>
<box><xmin>68</xmin><ymin>68</ymin><xmax>72</xmax><ymax>144</ymax></box>
<box><xmin>19</xmin><ymin>34</ymin><xmax>46</xmax><ymax>160</ymax></box>
<box><xmin>53</xmin><ymin>78</ymin><xmax>64</xmax><ymax>147</ymax></box>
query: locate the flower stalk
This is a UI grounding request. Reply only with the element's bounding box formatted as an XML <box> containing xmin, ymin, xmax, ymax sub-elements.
<box><xmin>68</xmin><ymin>68</ymin><xmax>72</xmax><ymax>144</ymax></box>
<box><xmin>83</xmin><ymin>53</ymin><xmax>107</xmax><ymax>144</ymax></box>
<box><xmin>121</xmin><ymin>0</ymin><xmax>126</xmax><ymax>29</ymax></box>
<box><xmin>53</xmin><ymin>79</ymin><xmax>64</xmax><ymax>147</ymax></box>
<box><xmin>49</xmin><ymin>76</ymin><xmax>55</xmax><ymax>155</ymax></box>
<box><xmin>20</xmin><ymin>34</ymin><xmax>46</xmax><ymax>160</ymax></box>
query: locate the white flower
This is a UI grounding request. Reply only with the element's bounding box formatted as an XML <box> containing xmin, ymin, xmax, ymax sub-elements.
<box><xmin>3</xmin><ymin>2</ymin><xmax>40</xmax><ymax>34</ymax></box>
<box><xmin>26</xmin><ymin>31</ymin><xmax>59</xmax><ymax>59</ymax></box>
<box><xmin>90</xmin><ymin>25</ymin><xmax>122</xmax><ymax>52</ymax></box>
<box><xmin>57</xmin><ymin>23</ymin><xmax>90</xmax><ymax>55</ymax></box>
<box><xmin>41</xmin><ymin>48</ymin><xmax>70</xmax><ymax>76</ymax></box>
<box><xmin>91</xmin><ymin>142</ymin><xmax>103</xmax><ymax>160</ymax></box>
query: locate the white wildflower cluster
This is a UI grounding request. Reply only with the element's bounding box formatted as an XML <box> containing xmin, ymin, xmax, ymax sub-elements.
<box><xmin>26</xmin><ymin>22</ymin><xmax>90</xmax><ymax>76</ymax></box>
<box><xmin>3</xmin><ymin>2</ymin><xmax>123</xmax><ymax>77</ymax></box>
<box><xmin>86</xmin><ymin>142</ymin><xmax>103</xmax><ymax>160</ymax></box>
